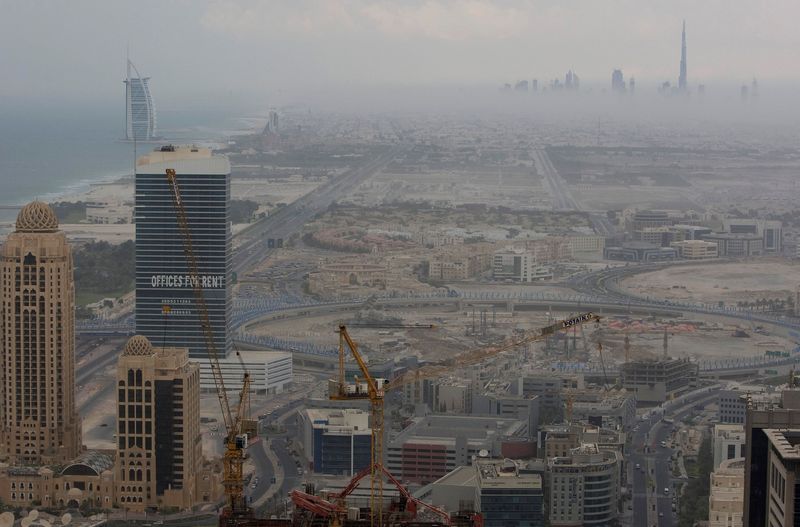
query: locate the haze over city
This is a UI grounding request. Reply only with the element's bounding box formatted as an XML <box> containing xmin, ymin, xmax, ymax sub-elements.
<box><xmin>1</xmin><ymin>2</ymin><xmax>800</xmax><ymax>527</ymax></box>
<box><xmin>2</xmin><ymin>1</ymin><xmax>800</xmax><ymax>106</ymax></box>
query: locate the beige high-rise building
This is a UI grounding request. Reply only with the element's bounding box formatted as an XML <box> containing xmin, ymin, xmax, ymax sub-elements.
<box><xmin>709</xmin><ymin>457</ymin><xmax>744</xmax><ymax>527</ymax></box>
<box><xmin>0</xmin><ymin>202</ymin><xmax>81</xmax><ymax>465</ymax></box>
<box><xmin>115</xmin><ymin>335</ymin><xmax>203</xmax><ymax>511</ymax></box>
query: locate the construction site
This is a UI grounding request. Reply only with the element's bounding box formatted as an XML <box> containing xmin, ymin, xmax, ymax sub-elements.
<box><xmin>216</xmin><ymin>306</ymin><xmax>602</xmax><ymax>526</ymax></box>
<box><xmin>164</xmin><ymin>165</ymin><xmax>508</xmax><ymax>527</ymax></box>
<box><xmin>157</xmin><ymin>158</ymin><xmax>795</xmax><ymax>527</ymax></box>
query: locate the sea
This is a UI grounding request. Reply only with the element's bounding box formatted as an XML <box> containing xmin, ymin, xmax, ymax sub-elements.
<box><xmin>0</xmin><ymin>101</ymin><xmax>259</xmax><ymax>225</ymax></box>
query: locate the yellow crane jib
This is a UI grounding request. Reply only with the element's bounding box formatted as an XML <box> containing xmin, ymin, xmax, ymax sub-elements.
<box><xmin>386</xmin><ymin>312</ymin><xmax>601</xmax><ymax>391</ymax></box>
<box><xmin>540</xmin><ymin>312</ymin><xmax>600</xmax><ymax>336</ymax></box>
<box><xmin>165</xmin><ymin>168</ymin><xmax>252</xmax><ymax>522</ymax></box>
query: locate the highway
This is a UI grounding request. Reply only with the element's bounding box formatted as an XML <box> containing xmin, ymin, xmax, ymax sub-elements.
<box><xmin>568</xmin><ymin>261</ymin><xmax>800</xmax><ymax>335</ymax></box>
<box><xmin>232</xmin><ymin>145</ymin><xmax>406</xmax><ymax>276</ymax></box>
<box><xmin>629</xmin><ymin>388</ymin><xmax>719</xmax><ymax>527</ymax></box>
<box><xmin>534</xmin><ymin>148</ymin><xmax>581</xmax><ymax>211</ymax></box>
<box><xmin>533</xmin><ymin>147</ymin><xmax>617</xmax><ymax>236</ymax></box>
<box><xmin>75</xmin><ymin>336</ymin><xmax>124</xmax><ymax>386</ymax></box>
<box><xmin>247</xmin><ymin>399</ymin><xmax>306</xmax><ymax>514</ymax></box>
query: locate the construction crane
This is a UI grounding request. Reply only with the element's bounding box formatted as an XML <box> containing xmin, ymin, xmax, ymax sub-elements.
<box><xmin>596</xmin><ymin>341</ymin><xmax>610</xmax><ymax>391</ymax></box>
<box><xmin>332</xmin><ymin>325</ymin><xmax>385</xmax><ymax>527</ymax></box>
<box><xmin>165</xmin><ymin>168</ymin><xmax>254</xmax><ymax>523</ymax></box>
<box><xmin>328</xmin><ymin>314</ymin><xmax>600</xmax><ymax>526</ymax></box>
<box><xmin>386</xmin><ymin>312</ymin><xmax>601</xmax><ymax>391</ymax></box>
<box><xmin>565</xmin><ymin>389</ymin><xmax>575</xmax><ymax>422</ymax></box>
<box><xmin>330</xmin><ymin>324</ymin><xmax>434</xmax><ymax>527</ymax></box>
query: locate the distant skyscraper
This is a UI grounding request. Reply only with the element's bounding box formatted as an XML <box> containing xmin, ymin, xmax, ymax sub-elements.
<box><xmin>134</xmin><ymin>146</ymin><xmax>231</xmax><ymax>359</ymax></box>
<box><xmin>565</xmin><ymin>70</ymin><xmax>579</xmax><ymax>90</ymax></box>
<box><xmin>0</xmin><ymin>202</ymin><xmax>82</xmax><ymax>465</ymax></box>
<box><xmin>115</xmin><ymin>335</ymin><xmax>203</xmax><ymax>510</ymax></box>
<box><xmin>124</xmin><ymin>59</ymin><xmax>157</xmax><ymax>141</ymax></box>
<box><xmin>629</xmin><ymin>77</ymin><xmax>636</xmax><ymax>94</ymax></box>
<box><xmin>611</xmin><ymin>69</ymin><xmax>626</xmax><ymax>93</ymax></box>
<box><xmin>532</xmin><ymin>79</ymin><xmax>538</xmax><ymax>92</ymax></box>
<box><xmin>263</xmin><ymin>110</ymin><xmax>280</xmax><ymax>135</ymax></box>
<box><xmin>678</xmin><ymin>20</ymin><xmax>688</xmax><ymax>91</ymax></box>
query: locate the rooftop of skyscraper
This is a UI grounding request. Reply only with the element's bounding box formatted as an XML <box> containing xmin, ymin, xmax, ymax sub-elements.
<box><xmin>135</xmin><ymin>144</ymin><xmax>230</xmax><ymax>175</ymax></box>
<box><xmin>16</xmin><ymin>201</ymin><xmax>59</xmax><ymax>233</ymax></box>
<box><xmin>763</xmin><ymin>429</ymin><xmax>800</xmax><ymax>461</ymax></box>
<box><xmin>136</xmin><ymin>144</ymin><xmax>213</xmax><ymax>166</ymax></box>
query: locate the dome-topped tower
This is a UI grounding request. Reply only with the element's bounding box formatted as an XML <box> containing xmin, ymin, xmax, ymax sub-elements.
<box><xmin>123</xmin><ymin>335</ymin><xmax>154</xmax><ymax>356</ymax></box>
<box><xmin>1</xmin><ymin>199</ymin><xmax>81</xmax><ymax>465</ymax></box>
<box><xmin>16</xmin><ymin>201</ymin><xmax>59</xmax><ymax>233</ymax></box>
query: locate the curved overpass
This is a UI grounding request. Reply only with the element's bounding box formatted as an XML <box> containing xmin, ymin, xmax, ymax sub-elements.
<box><xmin>232</xmin><ymin>289</ymin><xmax>800</xmax><ymax>375</ymax></box>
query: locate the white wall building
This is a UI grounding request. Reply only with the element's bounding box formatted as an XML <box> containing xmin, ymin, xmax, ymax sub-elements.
<box><xmin>671</xmin><ymin>239</ymin><xmax>718</xmax><ymax>259</ymax></box>
<box><xmin>722</xmin><ymin>218</ymin><xmax>782</xmax><ymax>254</ymax></box>
<box><xmin>492</xmin><ymin>248</ymin><xmax>551</xmax><ymax>282</ymax></box>
<box><xmin>713</xmin><ymin>424</ymin><xmax>746</xmax><ymax>470</ymax></box>
<box><xmin>566</xmin><ymin>235</ymin><xmax>606</xmax><ymax>256</ymax></box>
<box><xmin>198</xmin><ymin>350</ymin><xmax>292</xmax><ymax>394</ymax></box>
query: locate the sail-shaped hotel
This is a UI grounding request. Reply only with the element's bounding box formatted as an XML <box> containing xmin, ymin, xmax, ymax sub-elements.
<box><xmin>124</xmin><ymin>59</ymin><xmax>157</xmax><ymax>141</ymax></box>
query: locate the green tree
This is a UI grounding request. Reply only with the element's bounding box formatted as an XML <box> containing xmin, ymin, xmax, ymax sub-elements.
<box><xmin>678</xmin><ymin>434</ymin><xmax>712</xmax><ymax>526</ymax></box>
<box><xmin>73</xmin><ymin>240</ymin><xmax>135</xmax><ymax>302</ymax></box>
<box><xmin>229</xmin><ymin>199</ymin><xmax>259</xmax><ymax>223</ymax></box>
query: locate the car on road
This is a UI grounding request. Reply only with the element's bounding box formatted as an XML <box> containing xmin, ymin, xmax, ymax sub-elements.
<box><xmin>659</xmin><ymin>512</ymin><xmax>664</xmax><ymax>518</ymax></box>
<box><xmin>635</xmin><ymin>463</ymin><xmax>641</xmax><ymax>470</ymax></box>
<box><xmin>660</xmin><ymin>440</ymin><xmax>667</xmax><ymax>447</ymax></box>
<box><xmin>664</xmin><ymin>487</ymin><xmax>670</xmax><ymax>494</ymax></box>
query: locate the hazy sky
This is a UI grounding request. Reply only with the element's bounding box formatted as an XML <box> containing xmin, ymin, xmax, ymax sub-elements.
<box><xmin>1</xmin><ymin>0</ymin><xmax>798</xmax><ymax>107</ymax></box>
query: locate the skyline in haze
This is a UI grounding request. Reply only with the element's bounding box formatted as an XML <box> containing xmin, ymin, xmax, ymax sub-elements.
<box><xmin>1</xmin><ymin>1</ymin><xmax>799</xmax><ymax>108</ymax></box>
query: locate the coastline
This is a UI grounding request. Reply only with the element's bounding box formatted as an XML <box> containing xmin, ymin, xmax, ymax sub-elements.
<box><xmin>0</xmin><ymin>114</ymin><xmax>267</xmax><ymax>237</ymax></box>
<box><xmin>0</xmin><ymin>177</ymin><xmax>134</xmax><ymax>243</ymax></box>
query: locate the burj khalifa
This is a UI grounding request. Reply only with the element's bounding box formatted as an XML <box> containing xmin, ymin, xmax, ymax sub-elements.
<box><xmin>678</xmin><ymin>20</ymin><xmax>687</xmax><ymax>91</ymax></box>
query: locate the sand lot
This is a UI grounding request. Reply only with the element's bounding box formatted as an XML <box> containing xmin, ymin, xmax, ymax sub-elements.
<box><xmin>619</xmin><ymin>260</ymin><xmax>800</xmax><ymax>305</ymax></box>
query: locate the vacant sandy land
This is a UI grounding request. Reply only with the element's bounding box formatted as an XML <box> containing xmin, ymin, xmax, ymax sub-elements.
<box><xmin>573</xmin><ymin>185</ymin><xmax>697</xmax><ymax>211</ymax></box>
<box><xmin>620</xmin><ymin>260</ymin><xmax>800</xmax><ymax>304</ymax></box>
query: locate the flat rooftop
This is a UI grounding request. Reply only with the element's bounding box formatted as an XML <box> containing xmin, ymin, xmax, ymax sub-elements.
<box><xmin>764</xmin><ymin>429</ymin><xmax>800</xmax><ymax>461</ymax></box>
<box><xmin>136</xmin><ymin>145</ymin><xmax>230</xmax><ymax>174</ymax></box>
<box><xmin>391</xmin><ymin>414</ymin><xmax>527</xmax><ymax>446</ymax></box>
<box><xmin>475</xmin><ymin>459</ymin><xmax>542</xmax><ymax>490</ymax></box>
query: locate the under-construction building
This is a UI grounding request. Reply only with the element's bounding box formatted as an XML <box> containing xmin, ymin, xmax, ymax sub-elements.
<box><xmin>620</xmin><ymin>358</ymin><xmax>698</xmax><ymax>404</ymax></box>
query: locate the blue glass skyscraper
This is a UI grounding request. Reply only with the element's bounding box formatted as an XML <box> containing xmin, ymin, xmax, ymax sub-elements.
<box><xmin>134</xmin><ymin>146</ymin><xmax>231</xmax><ymax>359</ymax></box>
